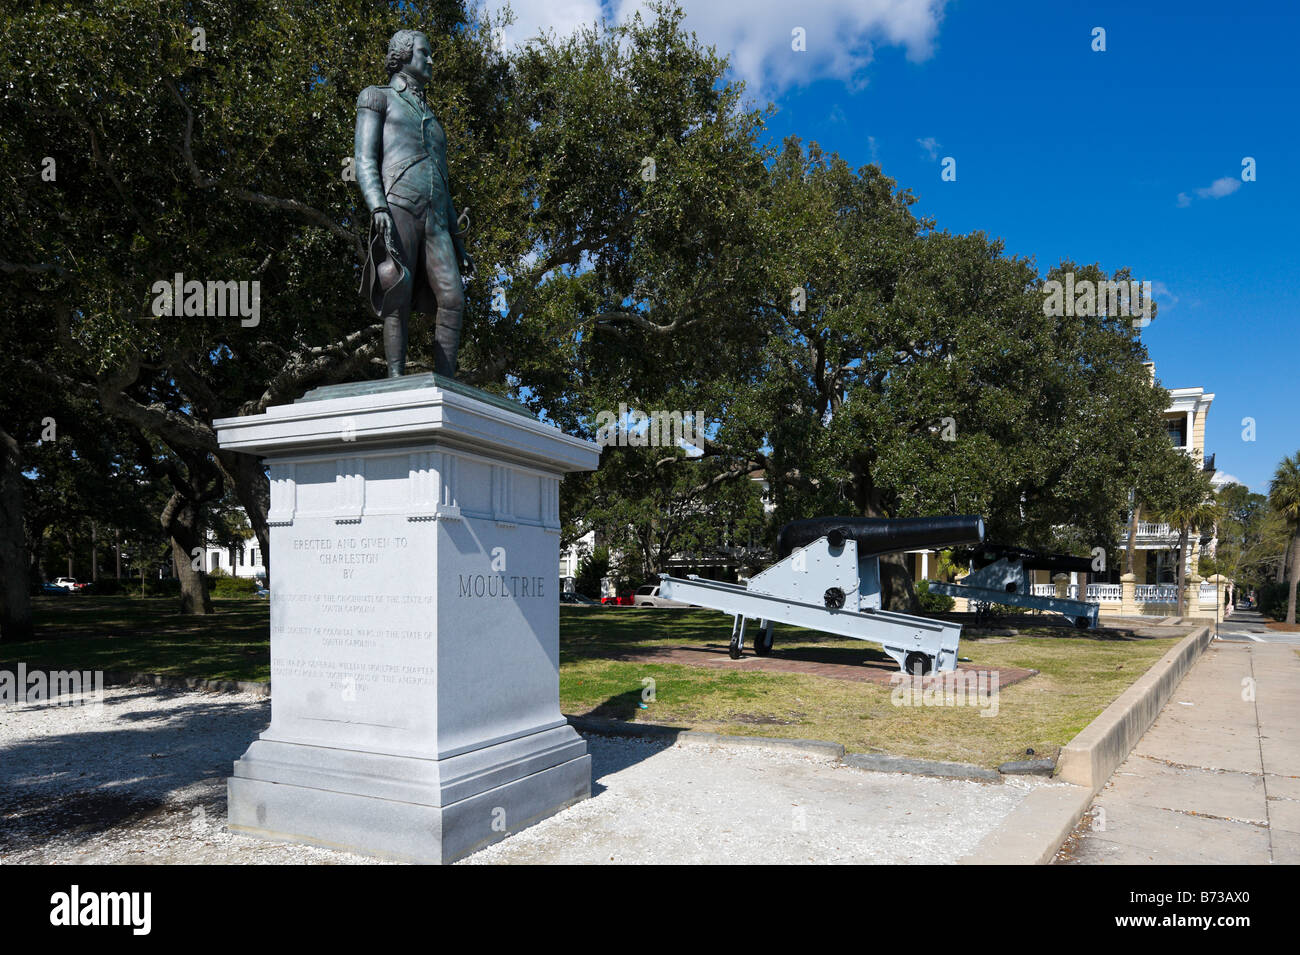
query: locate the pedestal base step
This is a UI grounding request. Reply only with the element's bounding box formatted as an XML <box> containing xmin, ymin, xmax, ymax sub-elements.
<box><xmin>228</xmin><ymin>753</ymin><xmax>590</xmax><ymax>864</ymax></box>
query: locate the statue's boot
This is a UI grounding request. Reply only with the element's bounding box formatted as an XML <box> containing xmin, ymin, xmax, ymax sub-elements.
<box><xmin>433</xmin><ymin>305</ymin><xmax>462</xmax><ymax>378</ymax></box>
<box><xmin>384</xmin><ymin>311</ymin><xmax>407</xmax><ymax>378</ymax></box>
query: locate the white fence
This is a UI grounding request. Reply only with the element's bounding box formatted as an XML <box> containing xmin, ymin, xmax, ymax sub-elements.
<box><xmin>1026</xmin><ymin>582</ymin><xmax>1218</xmax><ymax>606</ymax></box>
<box><xmin>1135</xmin><ymin>584</ymin><xmax>1178</xmax><ymax>603</ymax></box>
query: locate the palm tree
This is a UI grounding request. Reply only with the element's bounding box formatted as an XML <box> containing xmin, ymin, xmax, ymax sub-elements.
<box><xmin>1268</xmin><ymin>452</ymin><xmax>1300</xmax><ymax>624</ymax></box>
<box><xmin>1157</xmin><ymin>470</ymin><xmax>1220</xmax><ymax>618</ymax></box>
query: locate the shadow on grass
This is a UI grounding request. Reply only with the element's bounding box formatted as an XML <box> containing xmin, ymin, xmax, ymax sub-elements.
<box><xmin>935</xmin><ymin>612</ymin><xmax>1168</xmax><ymax>642</ymax></box>
<box><xmin>561</xmin><ymin>607</ymin><xmax>896</xmax><ymax>667</ymax></box>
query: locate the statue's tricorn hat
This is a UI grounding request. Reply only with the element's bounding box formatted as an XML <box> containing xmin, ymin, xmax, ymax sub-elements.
<box><xmin>360</xmin><ymin>223</ymin><xmax>409</xmax><ymax>317</ymax></box>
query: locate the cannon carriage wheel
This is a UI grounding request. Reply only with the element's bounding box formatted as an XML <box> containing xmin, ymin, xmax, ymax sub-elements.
<box><xmin>904</xmin><ymin>651</ymin><xmax>934</xmax><ymax>676</ymax></box>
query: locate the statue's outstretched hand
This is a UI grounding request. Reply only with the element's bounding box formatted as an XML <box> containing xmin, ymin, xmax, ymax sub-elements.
<box><xmin>460</xmin><ymin>251</ymin><xmax>476</xmax><ymax>279</ymax></box>
<box><xmin>373</xmin><ymin>210</ymin><xmax>395</xmax><ymax>247</ymax></box>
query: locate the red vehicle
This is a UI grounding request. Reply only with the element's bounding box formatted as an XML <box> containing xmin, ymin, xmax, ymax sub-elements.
<box><xmin>601</xmin><ymin>593</ymin><xmax>634</xmax><ymax>606</ymax></box>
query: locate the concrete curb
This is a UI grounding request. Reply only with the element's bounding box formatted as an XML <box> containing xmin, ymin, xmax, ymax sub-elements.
<box><xmin>843</xmin><ymin>752</ymin><xmax>1001</xmax><ymax>783</ymax></box>
<box><xmin>0</xmin><ymin>664</ymin><xmax>271</xmax><ymax>698</ymax></box>
<box><xmin>957</xmin><ymin>623</ymin><xmax>1212</xmax><ymax>864</ymax></box>
<box><xmin>677</xmin><ymin>731</ymin><xmax>846</xmax><ymax>760</ymax></box>
<box><xmin>957</xmin><ymin>784</ymin><xmax>1094</xmax><ymax>865</ymax></box>
<box><xmin>1055</xmin><ymin>624</ymin><xmax>1211</xmax><ymax>793</ymax></box>
<box><xmin>107</xmin><ymin>670</ymin><xmax>272</xmax><ymax>696</ymax></box>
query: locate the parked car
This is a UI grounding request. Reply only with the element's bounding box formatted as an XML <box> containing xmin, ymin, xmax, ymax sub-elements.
<box><xmin>52</xmin><ymin>577</ymin><xmax>84</xmax><ymax>592</ymax></box>
<box><xmin>40</xmin><ymin>582</ymin><xmax>69</xmax><ymax>595</ymax></box>
<box><xmin>601</xmin><ymin>593</ymin><xmax>634</xmax><ymax>606</ymax></box>
<box><xmin>631</xmin><ymin>584</ymin><xmax>692</xmax><ymax>608</ymax></box>
<box><xmin>560</xmin><ymin>591</ymin><xmax>597</xmax><ymax>605</ymax></box>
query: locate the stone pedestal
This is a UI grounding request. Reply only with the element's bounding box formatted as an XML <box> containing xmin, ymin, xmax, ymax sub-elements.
<box><xmin>1053</xmin><ymin>573</ymin><xmax>1069</xmax><ymax>600</ymax></box>
<box><xmin>1208</xmin><ymin>573</ymin><xmax>1227</xmax><ymax>617</ymax></box>
<box><xmin>213</xmin><ymin>375</ymin><xmax>600</xmax><ymax>863</ymax></box>
<box><xmin>1120</xmin><ymin>572</ymin><xmax>1137</xmax><ymax>616</ymax></box>
<box><xmin>1184</xmin><ymin>572</ymin><xmax>1204</xmax><ymax>620</ymax></box>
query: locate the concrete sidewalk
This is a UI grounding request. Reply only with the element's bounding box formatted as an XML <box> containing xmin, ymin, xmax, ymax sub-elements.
<box><xmin>1059</xmin><ymin>638</ymin><xmax>1300</xmax><ymax>864</ymax></box>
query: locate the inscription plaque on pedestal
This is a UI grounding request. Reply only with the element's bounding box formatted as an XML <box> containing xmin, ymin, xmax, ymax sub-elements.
<box><xmin>214</xmin><ymin>376</ymin><xmax>600</xmax><ymax>862</ymax></box>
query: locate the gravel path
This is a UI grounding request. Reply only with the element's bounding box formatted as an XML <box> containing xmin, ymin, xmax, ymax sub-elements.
<box><xmin>2</xmin><ymin>686</ymin><xmax>1038</xmax><ymax>864</ymax></box>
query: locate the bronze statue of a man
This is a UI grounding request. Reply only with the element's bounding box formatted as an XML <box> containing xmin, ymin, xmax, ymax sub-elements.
<box><xmin>355</xmin><ymin>29</ymin><xmax>474</xmax><ymax>378</ymax></box>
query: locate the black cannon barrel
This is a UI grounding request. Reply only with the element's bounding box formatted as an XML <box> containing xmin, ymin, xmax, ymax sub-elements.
<box><xmin>776</xmin><ymin>515</ymin><xmax>985</xmax><ymax>559</ymax></box>
<box><xmin>1021</xmin><ymin>553</ymin><xmax>1095</xmax><ymax>574</ymax></box>
<box><xmin>970</xmin><ymin>543</ymin><xmax>1095</xmax><ymax>574</ymax></box>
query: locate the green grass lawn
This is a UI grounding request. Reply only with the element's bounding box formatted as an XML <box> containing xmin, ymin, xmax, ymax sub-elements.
<box><xmin>3</xmin><ymin>595</ymin><xmax>272</xmax><ymax>683</ymax></box>
<box><xmin>4</xmin><ymin>596</ymin><xmax>1187</xmax><ymax>767</ymax></box>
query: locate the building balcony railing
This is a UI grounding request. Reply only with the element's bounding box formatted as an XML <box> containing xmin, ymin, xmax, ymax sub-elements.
<box><xmin>1025</xmin><ymin>582</ymin><xmax>1219</xmax><ymax>606</ymax></box>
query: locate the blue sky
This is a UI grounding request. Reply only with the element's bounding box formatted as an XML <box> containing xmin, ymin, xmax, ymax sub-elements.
<box><xmin>489</xmin><ymin>0</ymin><xmax>1297</xmax><ymax>491</ymax></box>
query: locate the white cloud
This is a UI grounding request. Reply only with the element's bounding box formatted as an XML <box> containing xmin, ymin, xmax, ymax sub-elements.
<box><xmin>917</xmin><ymin>135</ymin><xmax>941</xmax><ymax>160</ymax></box>
<box><xmin>1198</xmin><ymin>177</ymin><xmax>1242</xmax><ymax>200</ymax></box>
<box><xmin>474</xmin><ymin>0</ymin><xmax>949</xmax><ymax>96</ymax></box>
<box><xmin>483</xmin><ymin>0</ymin><xmax>605</xmax><ymax>47</ymax></box>
<box><xmin>1177</xmin><ymin>175</ymin><xmax>1242</xmax><ymax>208</ymax></box>
<box><xmin>1151</xmin><ymin>281</ymin><xmax>1178</xmax><ymax>309</ymax></box>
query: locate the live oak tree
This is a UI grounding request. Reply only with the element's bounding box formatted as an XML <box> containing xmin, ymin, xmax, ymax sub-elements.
<box><xmin>3</xmin><ymin>1</ymin><xmax>771</xmax><ymax>613</ymax></box>
<box><xmin>2</xmin><ymin>0</ymin><xmax>1187</xmax><ymax>620</ymax></box>
<box><xmin>702</xmin><ymin>142</ymin><xmax>1173</xmax><ymax>608</ymax></box>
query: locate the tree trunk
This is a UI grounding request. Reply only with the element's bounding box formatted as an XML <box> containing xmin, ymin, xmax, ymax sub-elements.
<box><xmin>1176</xmin><ymin>530</ymin><xmax>1188</xmax><ymax>618</ymax></box>
<box><xmin>91</xmin><ymin>521</ymin><xmax>98</xmax><ymax>582</ymax></box>
<box><xmin>850</xmin><ymin>455</ymin><xmax>920</xmax><ymax>610</ymax></box>
<box><xmin>879</xmin><ymin>555</ymin><xmax>920</xmax><ymax>613</ymax></box>
<box><xmin>220</xmin><ymin>450</ymin><xmax>272</xmax><ymax>586</ymax></box>
<box><xmin>1287</xmin><ymin>529</ymin><xmax>1300</xmax><ymax>626</ymax></box>
<box><xmin>1125</xmin><ymin>503</ymin><xmax>1139</xmax><ymax>575</ymax></box>
<box><xmin>160</xmin><ymin>491</ymin><xmax>211</xmax><ymax>615</ymax></box>
<box><xmin>0</xmin><ymin>426</ymin><xmax>33</xmax><ymax>641</ymax></box>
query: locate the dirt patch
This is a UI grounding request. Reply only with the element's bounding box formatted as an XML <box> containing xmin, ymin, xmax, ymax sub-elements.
<box><xmin>1265</xmin><ymin>621</ymin><xmax>1300</xmax><ymax>632</ymax></box>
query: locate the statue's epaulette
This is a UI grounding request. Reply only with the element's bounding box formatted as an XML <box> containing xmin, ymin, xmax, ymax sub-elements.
<box><xmin>356</xmin><ymin>86</ymin><xmax>388</xmax><ymax>113</ymax></box>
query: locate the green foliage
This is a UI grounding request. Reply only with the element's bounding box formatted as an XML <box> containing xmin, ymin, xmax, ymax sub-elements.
<box><xmin>142</xmin><ymin>577</ymin><xmax>182</xmax><ymax>597</ymax></box>
<box><xmin>83</xmin><ymin>578</ymin><xmax>129</xmax><ymax>596</ymax></box>
<box><xmin>208</xmin><ymin>574</ymin><xmax>259</xmax><ymax>597</ymax></box>
<box><xmin>916</xmin><ymin>579</ymin><xmax>954</xmax><ymax>613</ymax></box>
<box><xmin>1267</xmin><ymin>451</ymin><xmax>1300</xmax><ymax>623</ymax></box>
<box><xmin>573</xmin><ymin>545</ymin><xmax>610</xmax><ymax>599</ymax></box>
<box><xmin>714</xmin><ymin>140</ymin><xmax>1171</xmax><ymax>569</ymax></box>
<box><xmin>1258</xmin><ymin>582</ymin><xmax>1289</xmax><ymax>622</ymax></box>
<box><xmin>1211</xmin><ymin>482</ymin><xmax>1272</xmax><ymax>589</ymax></box>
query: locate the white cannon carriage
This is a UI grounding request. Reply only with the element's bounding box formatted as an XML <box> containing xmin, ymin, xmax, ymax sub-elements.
<box><xmin>658</xmin><ymin>515</ymin><xmax>985</xmax><ymax>674</ymax></box>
